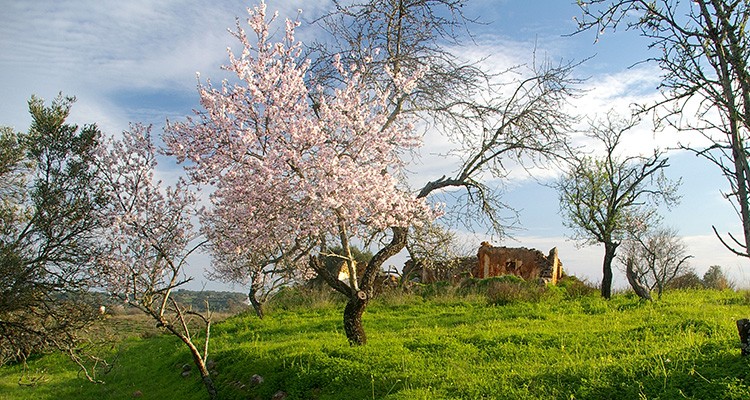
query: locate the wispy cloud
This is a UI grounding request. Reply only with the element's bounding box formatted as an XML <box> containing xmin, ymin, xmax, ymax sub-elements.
<box><xmin>0</xmin><ymin>0</ymin><xmax>330</xmax><ymax>133</ymax></box>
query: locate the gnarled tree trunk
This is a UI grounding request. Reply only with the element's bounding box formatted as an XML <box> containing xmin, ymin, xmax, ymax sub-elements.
<box><xmin>343</xmin><ymin>227</ymin><xmax>407</xmax><ymax>345</ymax></box>
<box><xmin>601</xmin><ymin>241</ymin><xmax>618</xmax><ymax>299</ymax></box>
<box><xmin>625</xmin><ymin>257</ymin><xmax>652</xmax><ymax>301</ymax></box>
<box><xmin>248</xmin><ymin>287</ymin><xmax>265</xmax><ymax>319</ymax></box>
<box><xmin>344</xmin><ymin>291</ymin><xmax>369</xmax><ymax>345</ymax></box>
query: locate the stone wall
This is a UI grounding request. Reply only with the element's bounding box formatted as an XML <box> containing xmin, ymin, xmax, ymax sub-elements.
<box><xmin>475</xmin><ymin>242</ymin><xmax>564</xmax><ymax>285</ymax></box>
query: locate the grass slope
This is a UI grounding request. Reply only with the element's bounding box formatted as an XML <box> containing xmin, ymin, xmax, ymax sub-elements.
<box><xmin>2</xmin><ymin>288</ymin><xmax>750</xmax><ymax>399</ymax></box>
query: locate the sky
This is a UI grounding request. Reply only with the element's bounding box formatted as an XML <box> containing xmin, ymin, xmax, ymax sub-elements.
<box><xmin>2</xmin><ymin>0</ymin><xmax>749</xmax><ymax>292</ymax></box>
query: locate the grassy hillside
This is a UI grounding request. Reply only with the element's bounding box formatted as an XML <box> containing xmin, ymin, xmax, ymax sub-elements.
<box><xmin>2</xmin><ymin>285</ymin><xmax>750</xmax><ymax>399</ymax></box>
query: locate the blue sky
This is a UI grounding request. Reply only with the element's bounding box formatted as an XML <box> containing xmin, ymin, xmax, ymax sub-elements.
<box><xmin>2</xmin><ymin>0</ymin><xmax>748</xmax><ymax>291</ymax></box>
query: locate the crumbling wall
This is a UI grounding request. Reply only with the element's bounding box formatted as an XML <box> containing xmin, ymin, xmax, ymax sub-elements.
<box><xmin>402</xmin><ymin>256</ymin><xmax>476</xmax><ymax>285</ymax></box>
<box><xmin>475</xmin><ymin>242</ymin><xmax>564</xmax><ymax>285</ymax></box>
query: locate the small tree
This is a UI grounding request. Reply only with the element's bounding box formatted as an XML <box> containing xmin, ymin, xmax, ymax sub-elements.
<box><xmin>202</xmin><ymin>210</ymin><xmax>309</xmax><ymax>319</ymax></box>
<box><xmin>97</xmin><ymin>124</ymin><xmax>216</xmax><ymax>399</ymax></box>
<box><xmin>703</xmin><ymin>265</ymin><xmax>733</xmax><ymax>290</ymax></box>
<box><xmin>165</xmin><ymin>3</ymin><xmax>434</xmax><ymax>345</ymax></box>
<box><xmin>402</xmin><ymin>221</ymin><xmax>471</xmax><ymax>284</ymax></box>
<box><xmin>619</xmin><ymin>225</ymin><xmax>693</xmax><ymax>299</ymax></box>
<box><xmin>0</xmin><ymin>94</ymin><xmax>105</xmax><ymax>379</ymax></box>
<box><xmin>667</xmin><ymin>270</ymin><xmax>705</xmax><ymax>290</ymax></box>
<box><xmin>210</xmin><ymin>250</ymin><xmax>302</xmax><ymax>320</ymax></box>
<box><xmin>556</xmin><ymin>112</ymin><xmax>681</xmax><ymax>298</ymax></box>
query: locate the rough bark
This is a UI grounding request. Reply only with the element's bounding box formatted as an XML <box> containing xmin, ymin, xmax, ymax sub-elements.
<box><xmin>343</xmin><ymin>226</ymin><xmax>408</xmax><ymax>346</ymax></box>
<box><xmin>248</xmin><ymin>289</ymin><xmax>264</xmax><ymax>319</ymax></box>
<box><xmin>601</xmin><ymin>241</ymin><xmax>618</xmax><ymax>299</ymax></box>
<box><xmin>625</xmin><ymin>257</ymin><xmax>652</xmax><ymax>301</ymax></box>
<box><xmin>737</xmin><ymin>318</ymin><xmax>750</xmax><ymax>356</ymax></box>
<box><xmin>344</xmin><ymin>292</ymin><xmax>369</xmax><ymax>346</ymax></box>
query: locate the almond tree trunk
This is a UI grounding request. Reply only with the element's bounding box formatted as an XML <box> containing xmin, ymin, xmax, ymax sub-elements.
<box><xmin>344</xmin><ymin>292</ymin><xmax>369</xmax><ymax>345</ymax></box>
<box><xmin>162</xmin><ymin>319</ymin><xmax>217</xmax><ymax>399</ymax></box>
<box><xmin>183</xmin><ymin>339</ymin><xmax>217</xmax><ymax>400</ymax></box>
<box><xmin>249</xmin><ymin>287</ymin><xmax>265</xmax><ymax>319</ymax></box>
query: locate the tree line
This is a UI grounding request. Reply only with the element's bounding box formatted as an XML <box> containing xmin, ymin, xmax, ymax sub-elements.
<box><xmin>3</xmin><ymin>1</ymin><xmax>750</xmax><ymax>398</ymax></box>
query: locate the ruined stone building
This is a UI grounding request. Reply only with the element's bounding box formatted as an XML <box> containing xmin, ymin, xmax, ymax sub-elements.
<box><xmin>402</xmin><ymin>243</ymin><xmax>565</xmax><ymax>285</ymax></box>
<box><xmin>474</xmin><ymin>242</ymin><xmax>564</xmax><ymax>285</ymax></box>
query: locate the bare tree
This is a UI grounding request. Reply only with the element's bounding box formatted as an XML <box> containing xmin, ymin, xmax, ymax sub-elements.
<box><xmin>555</xmin><ymin>112</ymin><xmax>681</xmax><ymax>298</ymax></box>
<box><xmin>576</xmin><ymin>0</ymin><xmax>750</xmax><ymax>258</ymax></box>
<box><xmin>620</xmin><ymin>225</ymin><xmax>693</xmax><ymax>299</ymax></box>
<box><xmin>312</xmin><ymin>0</ymin><xmax>581</xmax><ymax>234</ymax></box>
<box><xmin>298</xmin><ymin>1</ymin><xmax>582</xmax><ymax>346</ymax></box>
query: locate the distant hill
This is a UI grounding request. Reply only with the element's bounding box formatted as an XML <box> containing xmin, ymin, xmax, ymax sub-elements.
<box><xmin>89</xmin><ymin>289</ymin><xmax>249</xmax><ymax>314</ymax></box>
<box><xmin>171</xmin><ymin>289</ymin><xmax>249</xmax><ymax>313</ymax></box>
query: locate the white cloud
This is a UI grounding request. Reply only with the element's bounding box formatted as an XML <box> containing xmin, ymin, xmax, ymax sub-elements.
<box><xmin>0</xmin><ymin>0</ymin><xmax>331</xmax><ymax>133</ymax></box>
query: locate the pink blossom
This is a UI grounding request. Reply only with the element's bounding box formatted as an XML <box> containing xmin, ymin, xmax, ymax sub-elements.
<box><xmin>164</xmin><ymin>2</ymin><xmax>437</xmax><ymax>279</ymax></box>
<box><xmin>97</xmin><ymin>123</ymin><xmax>200</xmax><ymax>299</ymax></box>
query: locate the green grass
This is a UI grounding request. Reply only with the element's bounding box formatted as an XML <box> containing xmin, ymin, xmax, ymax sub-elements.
<box><xmin>3</xmin><ymin>288</ymin><xmax>750</xmax><ymax>399</ymax></box>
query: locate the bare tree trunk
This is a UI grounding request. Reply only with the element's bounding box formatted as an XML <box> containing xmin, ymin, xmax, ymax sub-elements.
<box><xmin>601</xmin><ymin>242</ymin><xmax>618</xmax><ymax>299</ymax></box>
<box><xmin>184</xmin><ymin>339</ymin><xmax>217</xmax><ymax>400</ymax></box>
<box><xmin>342</xmin><ymin>226</ymin><xmax>407</xmax><ymax>346</ymax></box>
<box><xmin>729</xmin><ymin>128</ymin><xmax>750</xmax><ymax>257</ymax></box>
<box><xmin>163</xmin><ymin>325</ymin><xmax>217</xmax><ymax>400</ymax></box>
<box><xmin>625</xmin><ymin>257</ymin><xmax>652</xmax><ymax>301</ymax></box>
<box><xmin>697</xmin><ymin>0</ymin><xmax>750</xmax><ymax>259</ymax></box>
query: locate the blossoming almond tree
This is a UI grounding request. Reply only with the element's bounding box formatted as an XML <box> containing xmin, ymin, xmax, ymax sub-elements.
<box><xmin>97</xmin><ymin>124</ymin><xmax>217</xmax><ymax>399</ymax></box>
<box><xmin>165</xmin><ymin>2</ymin><xmax>434</xmax><ymax>345</ymax></box>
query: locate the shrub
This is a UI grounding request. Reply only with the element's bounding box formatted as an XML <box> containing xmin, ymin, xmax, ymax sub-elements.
<box><xmin>487</xmin><ymin>282</ymin><xmax>542</xmax><ymax>305</ymax></box>
<box><xmin>458</xmin><ymin>276</ymin><xmax>556</xmax><ymax>305</ymax></box>
<box><xmin>703</xmin><ymin>265</ymin><xmax>734</xmax><ymax>290</ymax></box>
<box><xmin>413</xmin><ymin>281</ymin><xmax>458</xmax><ymax>298</ymax></box>
<box><xmin>265</xmin><ymin>286</ymin><xmax>346</xmax><ymax>313</ymax></box>
<box><xmin>666</xmin><ymin>271</ymin><xmax>705</xmax><ymax>290</ymax></box>
<box><xmin>557</xmin><ymin>275</ymin><xmax>599</xmax><ymax>299</ymax></box>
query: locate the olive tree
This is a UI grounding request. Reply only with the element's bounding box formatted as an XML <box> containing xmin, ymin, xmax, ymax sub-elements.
<box><xmin>0</xmin><ymin>95</ymin><xmax>105</xmax><ymax>380</ymax></box>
